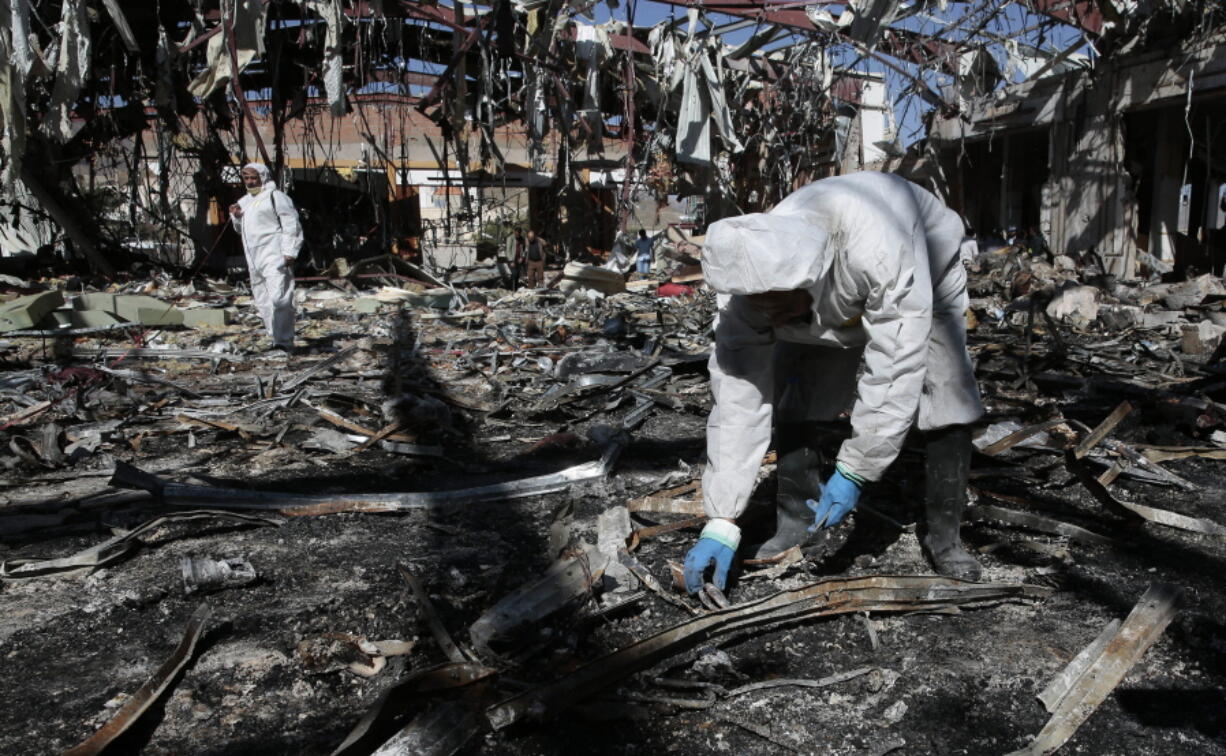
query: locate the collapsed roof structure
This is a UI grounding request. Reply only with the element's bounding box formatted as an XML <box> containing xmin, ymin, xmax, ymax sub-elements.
<box><xmin>1</xmin><ymin>0</ymin><xmax>1220</xmax><ymax>279</ymax></box>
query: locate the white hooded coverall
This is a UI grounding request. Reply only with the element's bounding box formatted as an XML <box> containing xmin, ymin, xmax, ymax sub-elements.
<box><xmin>232</xmin><ymin>163</ymin><xmax>302</xmax><ymax>348</ymax></box>
<box><xmin>700</xmin><ymin>171</ymin><xmax>984</xmax><ymax>521</ymax></box>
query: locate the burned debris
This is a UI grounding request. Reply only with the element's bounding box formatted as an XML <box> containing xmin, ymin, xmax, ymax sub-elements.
<box><xmin>2</xmin><ymin>228</ymin><xmax>1223</xmax><ymax>753</ymax></box>
<box><xmin>2</xmin><ymin>1</ymin><xmax>1226</xmax><ymax>755</ymax></box>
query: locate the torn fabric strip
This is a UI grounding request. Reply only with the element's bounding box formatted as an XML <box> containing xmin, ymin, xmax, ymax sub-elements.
<box><xmin>188</xmin><ymin>0</ymin><xmax>269</xmax><ymax>99</ymax></box>
<box><xmin>45</xmin><ymin>0</ymin><xmax>91</xmax><ymax>142</ymax></box>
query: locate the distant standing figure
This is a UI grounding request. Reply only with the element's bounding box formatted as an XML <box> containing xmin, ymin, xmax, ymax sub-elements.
<box><xmin>229</xmin><ymin>163</ymin><xmax>302</xmax><ymax>352</ymax></box>
<box><xmin>635</xmin><ymin>229</ymin><xmax>654</xmax><ymax>275</ymax></box>
<box><xmin>524</xmin><ymin>229</ymin><xmax>547</xmax><ymax>288</ymax></box>
<box><xmin>507</xmin><ymin>227</ymin><xmax>526</xmax><ymax>289</ymax></box>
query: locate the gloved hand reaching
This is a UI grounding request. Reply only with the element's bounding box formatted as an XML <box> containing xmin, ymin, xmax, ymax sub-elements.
<box><xmin>807</xmin><ymin>466</ymin><xmax>863</xmax><ymax>529</ymax></box>
<box><xmin>683</xmin><ymin>519</ymin><xmax>741</xmax><ymax>594</ymax></box>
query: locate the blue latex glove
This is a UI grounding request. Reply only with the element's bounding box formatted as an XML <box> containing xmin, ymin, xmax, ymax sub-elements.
<box><xmin>807</xmin><ymin>468</ymin><xmax>863</xmax><ymax>529</ymax></box>
<box><xmin>683</xmin><ymin>537</ymin><xmax>735</xmax><ymax>594</ymax></box>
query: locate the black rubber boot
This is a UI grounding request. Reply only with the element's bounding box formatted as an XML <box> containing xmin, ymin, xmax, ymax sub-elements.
<box><xmin>922</xmin><ymin>425</ymin><xmax>982</xmax><ymax>581</ymax></box>
<box><xmin>754</xmin><ymin>424</ymin><xmax>825</xmax><ymax>559</ymax></box>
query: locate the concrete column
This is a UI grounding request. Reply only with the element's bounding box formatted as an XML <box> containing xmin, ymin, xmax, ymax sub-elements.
<box><xmin>1150</xmin><ymin>108</ymin><xmax>1184</xmax><ymax>264</ymax></box>
<box><xmin>999</xmin><ymin>135</ymin><xmax>1012</xmax><ymax>233</ymax></box>
<box><xmin>839</xmin><ymin>111</ymin><xmax>863</xmax><ymax>174</ymax></box>
<box><xmin>1041</xmin><ymin>123</ymin><xmax>1064</xmax><ymax>255</ymax></box>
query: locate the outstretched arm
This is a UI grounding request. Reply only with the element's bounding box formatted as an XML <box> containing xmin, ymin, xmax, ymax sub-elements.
<box><xmin>835</xmin><ymin>227</ymin><xmax>933</xmax><ymax>483</ymax></box>
<box><xmin>702</xmin><ymin>294</ymin><xmax>776</xmax><ymax>520</ymax></box>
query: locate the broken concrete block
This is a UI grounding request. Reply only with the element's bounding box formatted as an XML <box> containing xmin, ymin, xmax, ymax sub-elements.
<box><xmin>1028</xmin><ymin>261</ymin><xmax>1058</xmax><ymax>284</ymax></box>
<box><xmin>34</xmin><ymin>311</ymin><xmax>74</xmax><ymax>329</ymax></box>
<box><xmin>353</xmin><ymin>298</ymin><xmax>382</xmax><ymax>314</ymax></box>
<box><xmin>1180</xmin><ymin>321</ymin><xmax>1226</xmax><ymax>356</ymax></box>
<box><xmin>0</xmin><ymin>290</ymin><xmax>65</xmax><ymax>332</ymax></box>
<box><xmin>1159</xmin><ymin>273</ymin><xmax>1226</xmax><ymax>310</ymax></box>
<box><xmin>115</xmin><ymin>295</ymin><xmax>175</xmax><ymax>323</ymax></box>
<box><xmin>1097</xmin><ymin>305</ymin><xmax>1142</xmax><ymax>331</ymax></box>
<box><xmin>35</xmin><ymin>309</ymin><xmax>124</xmax><ymax>330</ymax></box>
<box><xmin>558</xmin><ymin>262</ymin><xmax>626</xmax><ymax>296</ymax></box>
<box><xmin>72</xmin><ymin>292</ymin><xmax>117</xmax><ymax>312</ymax></box>
<box><xmin>183</xmin><ymin>309</ymin><xmax>233</xmax><ymax>328</ymax></box>
<box><xmin>1141</xmin><ymin>310</ymin><xmax>1184</xmax><ymax>329</ymax></box>
<box><xmin>1045</xmin><ymin>285</ymin><xmax>1100</xmax><ymax>327</ymax></box>
<box><xmin>1136</xmin><ymin>284</ymin><xmax>1170</xmax><ymax>307</ymax></box>
<box><xmin>136</xmin><ymin>306</ymin><xmax>184</xmax><ymax>326</ymax></box>
<box><xmin>71</xmin><ymin>310</ymin><xmax>123</xmax><ymax>328</ymax></box>
<box><xmin>1053</xmin><ymin>255</ymin><xmax>1078</xmax><ymax>271</ymax></box>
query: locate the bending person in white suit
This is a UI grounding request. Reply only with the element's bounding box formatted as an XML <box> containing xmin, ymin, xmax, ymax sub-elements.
<box><xmin>229</xmin><ymin>163</ymin><xmax>302</xmax><ymax>352</ymax></box>
<box><xmin>685</xmin><ymin>171</ymin><xmax>985</xmax><ymax>593</ymax></box>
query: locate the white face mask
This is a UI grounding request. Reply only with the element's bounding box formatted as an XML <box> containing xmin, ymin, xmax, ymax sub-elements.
<box><xmin>246</xmin><ymin>185</ymin><xmax>263</xmax><ymax>196</ymax></box>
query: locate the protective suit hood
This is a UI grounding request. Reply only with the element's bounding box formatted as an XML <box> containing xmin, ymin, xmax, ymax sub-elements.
<box><xmin>702</xmin><ymin>212</ymin><xmax>830</xmax><ymax>295</ymax></box>
<box><xmin>242</xmin><ymin>162</ymin><xmax>274</xmax><ymax>188</ymax></box>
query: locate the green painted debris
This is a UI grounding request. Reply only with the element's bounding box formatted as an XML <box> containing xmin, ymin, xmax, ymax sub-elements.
<box><xmin>72</xmin><ymin>292</ymin><xmax>117</xmax><ymax>313</ymax></box>
<box><xmin>0</xmin><ymin>290</ymin><xmax>65</xmax><ymax>332</ymax></box>
<box><xmin>136</xmin><ymin>307</ymin><xmax>184</xmax><ymax>326</ymax></box>
<box><xmin>71</xmin><ymin>310</ymin><xmax>124</xmax><ymax>328</ymax></box>
<box><xmin>353</xmin><ymin>298</ymin><xmax>382</xmax><ymax>314</ymax></box>
<box><xmin>35</xmin><ymin>311</ymin><xmax>75</xmax><ymax>329</ymax></box>
<box><xmin>115</xmin><ymin>295</ymin><xmax>174</xmax><ymax>323</ymax></box>
<box><xmin>32</xmin><ymin>309</ymin><xmax>125</xmax><ymax>330</ymax></box>
<box><xmin>183</xmin><ymin>309</ymin><xmax>233</xmax><ymax>328</ymax></box>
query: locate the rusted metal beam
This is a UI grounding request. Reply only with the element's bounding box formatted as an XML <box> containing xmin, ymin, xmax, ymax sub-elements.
<box><xmin>1010</xmin><ymin>584</ymin><xmax>1181</xmax><ymax>755</ymax></box>
<box><xmin>648</xmin><ymin>0</ymin><xmax>956</xmax><ymax>103</ymax></box>
<box><xmin>330</xmin><ymin>662</ymin><xmax>498</xmax><ymax>755</ymax></box>
<box><xmin>617</xmin><ymin>19</ymin><xmax>639</xmax><ymax>232</ymax></box>
<box><xmin>178</xmin><ymin>0</ymin><xmax>273</xmax><ymax>54</ymax></box>
<box><xmin>397</xmin><ymin>0</ymin><xmax>477</xmax><ymax>34</ymax></box>
<box><xmin>225</xmin><ymin>1</ymin><xmax>273</xmax><ymax>167</ymax></box>
<box><xmin>878</xmin><ymin>27</ymin><xmax>960</xmax><ymax>73</ymax></box>
<box><xmin>1073</xmin><ymin>401</ymin><xmax>1134</xmax><ymax>459</ymax></box>
<box><xmin>412</xmin><ymin>11</ymin><xmax>492</xmax><ymax>113</ymax></box>
<box><xmin>108</xmin><ymin>457</ymin><xmax>622</xmax><ymax>514</ymax></box>
<box><xmin>398</xmin><ymin>564</ymin><xmax>471</xmax><ymax>663</ymax></box>
<box><xmin>367</xmin><ymin>68</ymin><xmax>444</xmax><ymax>89</ymax></box>
<box><xmin>64</xmin><ymin>605</ymin><xmax>213</xmax><ymax>756</ymax></box>
<box><xmin>666</xmin><ymin>0</ymin><xmax>820</xmax><ymax>33</ymax></box>
<box><xmin>558</xmin><ymin>24</ymin><xmax>651</xmax><ymax>55</ymax></box>
<box><xmin>1022</xmin><ymin>0</ymin><xmax>1106</xmax><ymax>36</ymax></box>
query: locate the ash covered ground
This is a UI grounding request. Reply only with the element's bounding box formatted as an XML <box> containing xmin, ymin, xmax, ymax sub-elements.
<box><xmin>2</xmin><ymin>265</ymin><xmax>1226</xmax><ymax>755</ymax></box>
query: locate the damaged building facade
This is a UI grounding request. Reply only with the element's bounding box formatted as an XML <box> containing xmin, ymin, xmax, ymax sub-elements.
<box><xmin>927</xmin><ymin>8</ymin><xmax>1226</xmax><ymax>279</ymax></box>
<box><xmin>1</xmin><ymin>0</ymin><xmax>901</xmax><ymax>277</ymax></box>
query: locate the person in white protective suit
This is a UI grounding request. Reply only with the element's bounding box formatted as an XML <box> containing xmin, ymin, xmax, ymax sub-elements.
<box><xmin>228</xmin><ymin>163</ymin><xmax>303</xmax><ymax>352</ymax></box>
<box><xmin>684</xmin><ymin>171</ymin><xmax>985</xmax><ymax>594</ymax></box>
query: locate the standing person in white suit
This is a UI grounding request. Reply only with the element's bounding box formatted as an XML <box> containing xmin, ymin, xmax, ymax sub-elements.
<box><xmin>228</xmin><ymin>163</ymin><xmax>303</xmax><ymax>353</ymax></box>
<box><xmin>684</xmin><ymin>171</ymin><xmax>985</xmax><ymax>594</ymax></box>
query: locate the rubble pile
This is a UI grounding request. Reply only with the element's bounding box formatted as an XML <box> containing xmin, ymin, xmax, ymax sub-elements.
<box><xmin>0</xmin><ymin>254</ymin><xmax>1224</xmax><ymax>755</ymax></box>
